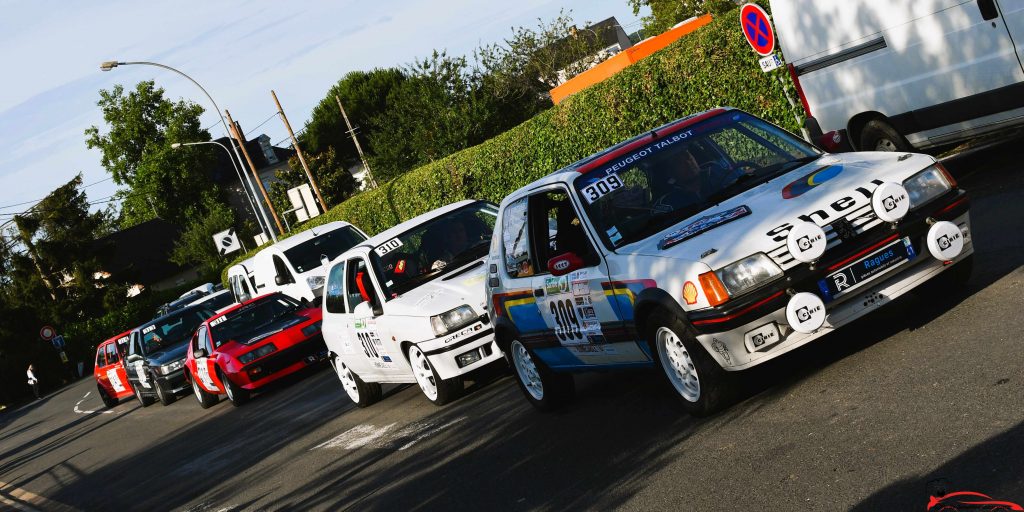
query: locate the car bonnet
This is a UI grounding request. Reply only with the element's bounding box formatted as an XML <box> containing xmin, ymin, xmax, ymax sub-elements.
<box><xmin>386</xmin><ymin>258</ymin><xmax>489</xmax><ymax>317</ymax></box>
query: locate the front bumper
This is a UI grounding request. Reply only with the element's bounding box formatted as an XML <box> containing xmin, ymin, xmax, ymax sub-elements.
<box><xmin>688</xmin><ymin>194</ymin><xmax>972</xmax><ymax>371</ymax></box>
<box><xmin>234</xmin><ymin>335</ymin><xmax>328</xmax><ymax>390</ymax></box>
<box><xmin>416</xmin><ymin>318</ymin><xmax>502</xmax><ymax>380</ymax></box>
<box><xmin>156</xmin><ymin>368</ymin><xmax>188</xmax><ymax>394</ymax></box>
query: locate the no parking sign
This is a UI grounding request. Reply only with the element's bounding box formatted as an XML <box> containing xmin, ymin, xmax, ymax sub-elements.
<box><xmin>740</xmin><ymin>3</ymin><xmax>775</xmax><ymax>56</ymax></box>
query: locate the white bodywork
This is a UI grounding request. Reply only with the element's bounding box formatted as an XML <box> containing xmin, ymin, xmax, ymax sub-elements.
<box><xmin>770</xmin><ymin>0</ymin><xmax>1024</xmax><ymax>148</ymax></box>
<box><xmin>321</xmin><ymin>201</ymin><xmax>501</xmax><ymax>385</ymax></box>
<box><xmin>227</xmin><ymin>257</ymin><xmax>257</xmax><ymax>304</ymax></box>
<box><xmin>488</xmin><ymin>147</ymin><xmax>972</xmax><ymax>372</ymax></box>
<box><xmin>250</xmin><ymin>221</ymin><xmax>367</xmax><ymax>302</ymax></box>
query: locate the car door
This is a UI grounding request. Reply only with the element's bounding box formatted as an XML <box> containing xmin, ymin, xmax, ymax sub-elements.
<box><xmin>104</xmin><ymin>342</ymin><xmax>130</xmax><ymax>396</ymax></box>
<box><xmin>343</xmin><ymin>255</ymin><xmax>403</xmax><ymax>380</ymax></box>
<box><xmin>126</xmin><ymin>331</ymin><xmax>153</xmax><ymax>393</ymax></box>
<box><xmin>526</xmin><ymin>187</ymin><xmax>651</xmax><ymax>369</ymax></box>
<box><xmin>192</xmin><ymin>325</ymin><xmax>223</xmax><ymax>393</ymax></box>
<box><xmin>95</xmin><ymin>346</ymin><xmax>111</xmax><ymax>390</ymax></box>
<box><xmin>323</xmin><ymin>260</ymin><xmax>355</xmax><ymax>367</ymax></box>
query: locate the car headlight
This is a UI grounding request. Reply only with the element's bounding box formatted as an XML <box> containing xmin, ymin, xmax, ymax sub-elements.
<box><xmin>159</xmin><ymin>360</ymin><xmax>184</xmax><ymax>375</ymax></box>
<box><xmin>430</xmin><ymin>305</ymin><xmax>477</xmax><ymax>336</ymax></box>
<box><xmin>714</xmin><ymin>253</ymin><xmax>783</xmax><ymax>297</ymax></box>
<box><xmin>238</xmin><ymin>344</ymin><xmax>277</xmax><ymax>364</ymax></box>
<box><xmin>306</xmin><ymin>275</ymin><xmax>325</xmax><ymax>290</ymax></box>
<box><xmin>301</xmin><ymin>321</ymin><xmax>322</xmax><ymax>337</ymax></box>
<box><xmin>903</xmin><ymin>164</ymin><xmax>952</xmax><ymax>209</ymax></box>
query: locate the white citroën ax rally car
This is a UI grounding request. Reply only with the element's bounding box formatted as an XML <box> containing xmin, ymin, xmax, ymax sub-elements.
<box><xmin>321</xmin><ymin>200</ymin><xmax>503</xmax><ymax>406</ymax></box>
<box><xmin>486</xmin><ymin>108</ymin><xmax>973</xmax><ymax>415</ymax></box>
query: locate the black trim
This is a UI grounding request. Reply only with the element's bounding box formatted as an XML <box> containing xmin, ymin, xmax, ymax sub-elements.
<box><xmin>794</xmin><ymin>37</ymin><xmax>887</xmax><ymax>75</ymax></box>
<box><xmin>442</xmin><ymin>260</ymin><xmax>485</xmax><ymax>281</ymax></box>
<box><xmin>889</xmin><ymin>81</ymin><xmax>1024</xmax><ymax>135</ymax></box>
<box><xmin>422</xmin><ymin>328</ymin><xmax>494</xmax><ymax>356</ymax></box>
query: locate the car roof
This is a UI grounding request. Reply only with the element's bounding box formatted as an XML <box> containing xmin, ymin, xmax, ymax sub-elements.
<box><xmin>352</xmin><ymin>199</ymin><xmax>484</xmax><ymax>252</ymax></box>
<box><xmin>501</xmin><ymin>107</ymin><xmax>730</xmax><ymax>204</ymax></box>
<box><xmin>263</xmin><ymin>221</ymin><xmax>354</xmax><ymax>252</ymax></box>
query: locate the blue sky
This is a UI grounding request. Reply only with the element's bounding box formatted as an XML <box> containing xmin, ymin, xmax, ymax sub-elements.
<box><xmin>0</xmin><ymin>0</ymin><xmax>646</xmax><ymax>218</ymax></box>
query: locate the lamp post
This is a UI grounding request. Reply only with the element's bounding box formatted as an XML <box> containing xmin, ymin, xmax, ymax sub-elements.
<box><xmin>171</xmin><ymin>141</ymin><xmax>265</xmax><ymax>238</ymax></box>
<box><xmin>100</xmin><ymin>60</ymin><xmax>278</xmax><ymax>243</ymax></box>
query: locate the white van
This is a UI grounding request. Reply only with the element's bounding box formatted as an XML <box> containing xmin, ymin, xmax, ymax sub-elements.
<box><xmin>250</xmin><ymin>221</ymin><xmax>368</xmax><ymax>303</ymax></box>
<box><xmin>771</xmin><ymin>0</ymin><xmax>1024</xmax><ymax>151</ymax></box>
<box><xmin>226</xmin><ymin>257</ymin><xmax>257</xmax><ymax>304</ymax></box>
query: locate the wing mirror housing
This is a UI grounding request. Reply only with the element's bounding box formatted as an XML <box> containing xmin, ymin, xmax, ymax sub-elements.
<box><xmin>193</xmin><ymin>348</ymin><xmax>207</xmax><ymax>359</ymax></box>
<box><xmin>126</xmin><ymin>354</ymin><xmax>143</xmax><ymax>364</ymax></box>
<box><xmin>547</xmin><ymin>252</ymin><xmax>586</xmax><ymax>277</ymax></box>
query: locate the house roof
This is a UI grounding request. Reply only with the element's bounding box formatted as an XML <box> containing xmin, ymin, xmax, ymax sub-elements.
<box><xmin>94</xmin><ymin>218</ymin><xmax>187</xmax><ymax>285</ymax></box>
<box><xmin>207</xmin><ymin>134</ymin><xmax>296</xmax><ymax>185</ymax></box>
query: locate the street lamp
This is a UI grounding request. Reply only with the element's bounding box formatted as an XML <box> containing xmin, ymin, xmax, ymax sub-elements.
<box><xmin>171</xmin><ymin>141</ymin><xmax>265</xmax><ymax>240</ymax></box>
<box><xmin>100</xmin><ymin>60</ymin><xmax>278</xmax><ymax>243</ymax></box>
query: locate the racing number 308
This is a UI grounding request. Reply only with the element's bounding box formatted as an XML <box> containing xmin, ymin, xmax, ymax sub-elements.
<box><xmin>550</xmin><ymin>299</ymin><xmax>583</xmax><ymax>341</ymax></box>
<box><xmin>582</xmin><ymin>174</ymin><xmax>623</xmax><ymax>203</ymax></box>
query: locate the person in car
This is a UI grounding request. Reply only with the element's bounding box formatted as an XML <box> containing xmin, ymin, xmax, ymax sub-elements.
<box><xmin>428</xmin><ymin>218</ymin><xmax>471</xmax><ymax>271</ymax></box>
<box><xmin>652</xmin><ymin>148</ymin><xmax>704</xmax><ymax>213</ymax></box>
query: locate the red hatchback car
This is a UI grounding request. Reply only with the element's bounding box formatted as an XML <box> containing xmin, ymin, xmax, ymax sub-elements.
<box><xmin>184</xmin><ymin>293</ymin><xmax>326</xmax><ymax>407</ymax></box>
<box><xmin>94</xmin><ymin>331</ymin><xmax>134</xmax><ymax>407</ymax></box>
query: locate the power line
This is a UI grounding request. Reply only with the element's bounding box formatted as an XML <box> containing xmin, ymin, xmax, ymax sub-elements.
<box><xmin>0</xmin><ymin>176</ymin><xmax>115</xmax><ymax>211</ymax></box>
<box><xmin>245</xmin><ymin>112</ymin><xmax>280</xmax><ymax>137</ymax></box>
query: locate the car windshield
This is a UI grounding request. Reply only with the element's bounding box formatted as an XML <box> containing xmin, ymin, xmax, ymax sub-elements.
<box><xmin>574</xmin><ymin>111</ymin><xmax>820</xmax><ymax>248</ymax></box>
<box><xmin>209</xmin><ymin>294</ymin><xmax>300</xmax><ymax>347</ymax></box>
<box><xmin>374</xmin><ymin>202</ymin><xmax>497</xmax><ymax>296</ymax></box>
<box><xmin>141</xmin><ymin>308</ymin><xmax>212</xmax><ymax>353</ymax></box>
<box><xmin>283</xmin><ymin>226</ymin><xmax>367</xmax><ymax>273</ymax></box>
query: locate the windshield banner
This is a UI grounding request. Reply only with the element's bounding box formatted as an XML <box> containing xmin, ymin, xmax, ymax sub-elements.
<box><xmin>657</xmin><ymin>205</ymin><xmax>752</xmax><ymax>250</ymax></box>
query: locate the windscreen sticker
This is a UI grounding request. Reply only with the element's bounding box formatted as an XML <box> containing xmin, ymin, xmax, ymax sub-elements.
<box><xmin>142</xmin><ymin>325</ymin><xmax>156</xmax><ymax>335</ymax></box>
<box><xmin>581</xmin><ymin>174</ymin><xmax>624</xmax><ymax>204</ymax></box>
<box><xmin>606</xmin><ymin>226</ymin><xmax>623</xmax><ymax>245</ymax></box>
<box><xmin>657</xmin><ymin>205</ymin><xmax>752</xmax><ymax>250</ymax></box>
<box><xmin>590</xmin><ymin>129</ymin><xmax>695</xmax><ymax>180</ymax></box>
<box><xmin>106</xmin><ymin>369</ymin><xmax>126</xmax><ymax>393</ymax></box>
<box><xmin>210</xmin><ymin>316</ymin><xmax>227</xmax><ymax>326</ymax></box>
<box><xmin>374</xmin><ymin>238</ymin><xmax>403</xmax><ymax>257</ymax></box>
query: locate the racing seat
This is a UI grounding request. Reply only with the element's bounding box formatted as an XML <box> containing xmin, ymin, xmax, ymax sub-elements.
<box><xmin>355</xmin><ymin>271</ymin><xmax>372</xmax><ymax>303</ymax></box>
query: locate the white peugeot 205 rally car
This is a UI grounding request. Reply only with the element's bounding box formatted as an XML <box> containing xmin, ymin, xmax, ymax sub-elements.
<box><xmin>321</xmin><ymin>200</ymin><xmax>503</xmax><ymax>406</ymax></box>
<box><xmin>486</xmin><ymin>108</ymin><xmax>972</xmax><ymax>415</ymax></box>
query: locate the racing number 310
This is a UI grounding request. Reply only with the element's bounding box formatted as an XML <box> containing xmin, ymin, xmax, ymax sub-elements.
<box><xmin>357</xmin><ymin>332</ymin><xmax>379</xmax><ymax>359</ymax></box>
<box><xmin>550</xmin><ymin>299</ymin><xmax>583</xmax><ymax>341</ymax></box>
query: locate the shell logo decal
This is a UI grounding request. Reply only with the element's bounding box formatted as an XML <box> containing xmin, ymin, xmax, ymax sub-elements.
<box><xmin>781</xmin><ymin>165</ymin><xmax>843</xmax><ymax>199</ymax></box>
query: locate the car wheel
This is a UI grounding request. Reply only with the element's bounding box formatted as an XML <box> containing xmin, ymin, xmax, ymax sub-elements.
<box><xmin>155</xmin><ymin>379</ymin><xmax>177</xmax><ymax>406</ymax></box>
<box><xmin>649</xmin><ymin>311</ymin><xmax>734</xmax><ymax>416</ymax></box>
<box><xmin>508</xmin><ymin>339</ymin><xmax>574</xmax><ymax>412</ymax></box>
<box><xmin>407</xmin><ymin>345</ymin><xmax>461</xmax><ymax>406</ymax></box>
<box><xmin>220</xmin><ymin>370</ymin><xmax>250</xmax><ymax>407</ymax></box>
<box><xmin>192</xmin><ymin>378</ymin><xmax>218</xmax><ymax>409</ymax></box>
<box><xmin>98</xmin><ymin>385</ymin><xmax>118</xmax><ymax>408</ymax></box>
<box><xmin>333</xmin><ymin>358</ymin><xmax>382</xmax><ymax>408</ymax></box>
<box><xmin>859</xmin><ymin>119</ymin><xmax>912</xmax><ymax>152</ymax></box>
<box><xmin>134</xmin><ymin>384</ymin><xmax>155</xmax><ymax>408</ymax></box>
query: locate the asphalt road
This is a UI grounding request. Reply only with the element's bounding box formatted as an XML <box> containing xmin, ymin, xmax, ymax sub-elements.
<box><xmin>1</xmin><ymin>139</ymin><xmax>1023</xmax><ymax>512</ymax></box>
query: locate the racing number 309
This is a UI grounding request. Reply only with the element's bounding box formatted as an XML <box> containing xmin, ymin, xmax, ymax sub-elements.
<box><xmin>550</xmin><ymin>299</ymin><xmax>583</xmax><ymax>341</ymax></box>
<box><xmin>582</xmin><ymin>174</ymin><xmax>623</xmax><ymax>203</ymax></box>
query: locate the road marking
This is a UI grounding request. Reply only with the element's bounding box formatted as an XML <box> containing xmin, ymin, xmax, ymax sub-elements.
<box><xmin>0</xmin><ymin>481</ymin><xmax>81</xmax><ymax>512</ymax></box>
<box><xmin>312</xmin><ymin>417</ymin><xmax>467</xmax><ymax>451</ymax></box>
<box><xmin>73</xmin><ymin>391</ymin><xmax>113</xmax><ymax>415</ymax></box>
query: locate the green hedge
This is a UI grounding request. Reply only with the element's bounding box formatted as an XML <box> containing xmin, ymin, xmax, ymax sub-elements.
<box><xmin>222</xmin><ymin>6</ymin><xmax>798</xmax><ymax>282</ymax></box>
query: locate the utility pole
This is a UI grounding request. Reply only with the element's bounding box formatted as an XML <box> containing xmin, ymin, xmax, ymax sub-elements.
<box><xmin>225</xmin><ymin>109</ymin><xmax>285</xmax><ymax>236</ymax></box>
<box><xmin>335</xmin><ymin>95</ymin><xmax>378</xmax><ymax>189</ymax></box>
<box><xmin>271</xmin><ymin>90</ymin><xmax>328</xmax><ymax>214</ymax></box>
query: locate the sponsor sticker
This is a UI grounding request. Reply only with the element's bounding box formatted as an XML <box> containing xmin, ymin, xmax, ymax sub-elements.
<box><xmin>581</xmin><ymin>173</ymin><xmax>624</xmax><ymax>204</ymax></box>
<box><xmin>545</xmin><ymin>276</ymin><xmax>569</xmax><ymax>295</ymax></box>
<box><xmin>682</xmin><ymin>281</ymin><xmax>699</xmax><ymax>305</ymax></box>
<box><xmin>374</xmin><ymin>238</ymin><xmax>403</xmax><ymax>257</ymax></box>
<box><xmin>743</xmin><ymin>323</ymin><xmax>780</xmax><ymax>352</ymax></box>
<box><xmin>657</xmin><ymin>206</ymin><xmax>752</xmax><ymax>249</ymax></box>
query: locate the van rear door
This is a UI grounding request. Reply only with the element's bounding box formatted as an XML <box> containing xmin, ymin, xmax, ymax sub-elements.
<box><xmin>996</xmin><ymin>1</ymin><xmax>1024</xmax><ymax>70</ymax></box>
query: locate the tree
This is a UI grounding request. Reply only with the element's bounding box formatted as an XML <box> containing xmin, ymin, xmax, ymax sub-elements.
<box><xmin>85</xmin><ymin>81</ymin><xmax>219</xmax><ymax>228</ymax></box>
<box><xmin>628</xmin><ymin>0</ymin><xmax>737</xmax><ymax>35</ymax></box>
<box><xmin>268</xmin><ymin>147</ymin><xmax>358</xmax><ymax>228</ymax></box>
<box><xmin>169</xmin><ymin>196</ymin><xmax>236</xmax><ymax>276</ymax></box>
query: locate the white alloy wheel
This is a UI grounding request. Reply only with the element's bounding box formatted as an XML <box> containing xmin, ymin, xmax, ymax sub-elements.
<box><xmin>335</xmin><ymin>360</ymin><xmax>360</xmax><ymax>403</ymax></box>
<box><xmin>408</xmin><ymin>346</ymin><xmax>439</xmax><ymax>401</ymax></box>
<box><xmin>511</xmin><ymin>340</ymin><xmax>544</xmax><ymax>401</ymax></box>
<box><xmin>192</xmin><ymin>380</ymin><xmax>204</xmax><ymax>404</ymax></box>
<box><xmin>656</xmin><ymin>326</ymin><xmax>701</xmax><ymax>402</ymax></box>
<box><xmin>224</xmin><ymin>378</ymin><xmax>235</xmax><ymax>401</ymax></box>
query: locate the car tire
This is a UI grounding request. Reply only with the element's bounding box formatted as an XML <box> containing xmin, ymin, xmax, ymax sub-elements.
<box><xmin>220</xmin><ymin>370</ymin><xmax>250</xmax><ymax>407</ymax></box>
<box><xmin>407</xmin><ymin>345</ymin><xmax>462</xmax><ymax>406</ymax></box>
<box><xmin>333</xmin><ymin>358</ymin><xmax>382</xmax><ymax>408</ymax></box>
<box><xmin>859</xmin><ymin>119</ymin><xmax>912</xmax><ymax>152</ymax></box>
<box><xmin>192</xmin><ymin>378</ymin><xmax>219</xmax><ymax>409</ymax></box>
<box><xmin>98</xmin><ymin>385</ymin><xmax>118</xmax><ymax>408</ymax></box>
<box><xmin>134</xmin><ymin>383</ymin><xmax>155</xmax><ymax>408</ymax></box>
<box><xmin>507</xmin><ymin>339</ymin><xmax>574</xmax><ymax>412</ymax></box>
<box><xmin>155</xmin><ymin>379</ymin><xmax>177</xmax><ymax>406</ymax></box>
<box><xmin>648</xmin><ymin>311</ymin><xmax>734</xmax><ymax>417</ymax></box>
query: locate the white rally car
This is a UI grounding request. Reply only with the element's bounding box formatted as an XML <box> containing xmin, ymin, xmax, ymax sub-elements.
<box><xmin>486</xmin><ymin>108</ymin><xmax>972</xmax><ymax>415</ymax></box>
<box><xmin>321</xmin><ymin>200</ymin><xmax>503</xmax><ymax>406</ymax></box>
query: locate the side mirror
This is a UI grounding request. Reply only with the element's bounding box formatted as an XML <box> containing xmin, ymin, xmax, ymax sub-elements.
<box><xmin>320</xmin><ymin>254</ymin><xmax>330</xmax><ymax>267</ymax></box>
<box><xmin>299</xmin><ymin>297</ymin><xmax>310</xmax><ymax>309</ymax></box>
<box><xmin>194</xmin><ymin>348</ymin><xmax>207</xmax><ymax>359</ymax></box>
<box><xmin>126</xmin><ymin>354</ymin><xmax>142</xmax><ymax>364</ymax></box>
<box><xmin>275</xmin><ymin>275</ymin><xmax>286</xmax><ymax>286</ymax></box>
<box><xmin>547</xmin><ymin>252</ymin><xmax>586</xmax><ymax>277</ymax></box>
<box><xmin>352</xmin><ymin>301</ymin><xmax>373</xmax><ymax>317</ymax></box>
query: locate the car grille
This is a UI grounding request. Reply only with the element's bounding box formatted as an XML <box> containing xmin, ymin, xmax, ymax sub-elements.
<box><xmin>244</xmin><ymin>334</ymin><xmax>327</xmax><ymax>377</ymax></box>
<box><xmin>767</xmin><ymin>203</ymin><xmax>883</xmax><ymax>269</ymax></box>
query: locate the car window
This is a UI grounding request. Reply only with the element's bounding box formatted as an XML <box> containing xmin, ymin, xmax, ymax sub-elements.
<box><xmin>198</xmin><ymin>326</ymin><xmax>213</xmax><ymax>352</ymax></box>
<box><xmin>105</xmin><ymin>343</ymin><xmax>119</xmax><ymax>364</ymax></box>
<box><xmin>345</xmin><ymin>258</ymin><xmax>378</xmax><ymax>312</ymax></box>
<box><xmin>273</xmin><ymin>255</ymin><xmax>294</xmax><ymax>284</ymax></box>
<box><xmin>283</xmin><ymin>226</ymin><xmax>367</xmax><ymax>274</ymax></box>
<box><xmin>502</xmin><ymin>197</ymin><xmax>534</xmax><ymax>279</ymax></box>
<box><xmin>96</xmin><ymin>347</ymin><xmax>107</xmax><ymax>367</ymax></box>
<box><xmin>325</xmin><ymin>261</ymin><xmax>347</xmax><ymax>314</ymax></box>
<box><xmin>209</xmin><ymin>295</ymin><xmax>300</xmax><ymax>347</ymax></box>
<box><xmin>142</xmin><ymin>308</ymin><xmax>210</xmax><ymax>352</ymax></box>
<box><xmin>130</xmin><ymin>332</ymin><xmax>141</xmax><ymax>356</ymax></box>
<box><xmin>530</xmin><ymin>189</ymin><xmax>596</xmax><ymax>268</ymax></box>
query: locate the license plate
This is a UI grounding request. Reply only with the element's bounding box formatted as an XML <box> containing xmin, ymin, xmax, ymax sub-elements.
<box><xmin>818</xmin><ymin>237</ymin><xmax>916</xmax><ymax>301</ymax></box>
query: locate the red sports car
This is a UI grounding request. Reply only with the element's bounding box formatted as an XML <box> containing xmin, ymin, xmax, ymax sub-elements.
<box><xmin>184</xmin><ymin>293</ymin><xmax>326</xmax><ymax>407</ymax></box>
<box><xmin>94</xmin><ymin>330</ymin><xmax>134</xmax><ymax>407</ymax></box>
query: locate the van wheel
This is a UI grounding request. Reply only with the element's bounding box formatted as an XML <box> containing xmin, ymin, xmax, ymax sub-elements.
<box><xmin>192</xmin><ymin>378</ymin><xmax>219</xmax><ymax>409</ymax></box>
<box><xmin>407</xmin><ymin>345</ymin><xmax>462</xmax><ymax>406</ymax></box>
<box><xmin>333</xmin><ymin>358</ymin><xmax>382</xmax><ymax>407</ymax></box>
<box><xmin>134</xmin><ymin>385</ymin><xmax>155</xmax><ymax>408</ymax></box>
<box><xmin>155</xmin><ymin>379</ymin><xmax>176</xmax><ymax>406</ymax></box>
<box><xmin>648</xmin><ymin>311</ymin><xmax>734</xmax><ymax>416</ymax></box>
<box><xmin>508</xmin><ymin>340</ymin><xmax>574</xmax><ymax>412</ymax></box>
<box><xmin>98</xmin><ymin>385</ymin><xmax>118</xmax><ymax>408</ymax></box>
<box><xmin>859</xmin><ymin>119</ymin><xmax>912</xmax><ymax>152</ymax></box>
<box><xmin>220</xmin><ymin>370</ymin><xmax>250</xmax><ymax>407</ymax></box>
